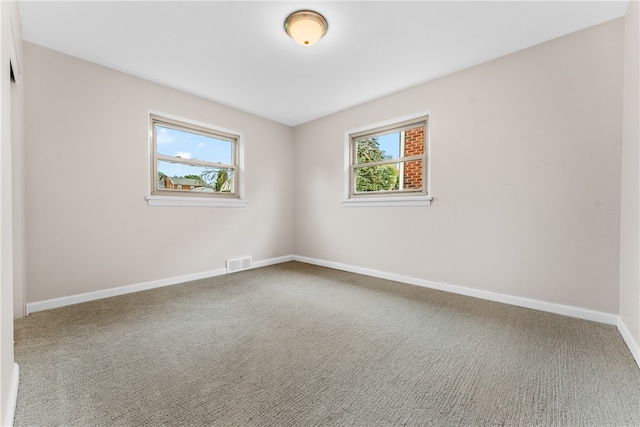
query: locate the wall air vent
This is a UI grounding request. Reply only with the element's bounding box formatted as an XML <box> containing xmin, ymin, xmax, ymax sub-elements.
<box><xmin>226</xmin><ymin>256</ymin><xmax>252</xmax><ymax>273</ymax></box>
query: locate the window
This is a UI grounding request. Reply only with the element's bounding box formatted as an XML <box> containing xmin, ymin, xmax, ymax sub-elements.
<box><xmin>147</xmin><ymin>114</ymin><xmax>246</xmax><ymax>207</ymax></box>
<box><xmin>343</xmin><ymin>114</ymin><xmax>431</xmax><ymax>207</ymax></box>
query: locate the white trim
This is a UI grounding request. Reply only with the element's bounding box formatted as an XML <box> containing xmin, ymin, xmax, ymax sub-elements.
<box><xmin>252</xmin><ymin>254</ymin><xmax>294</xmax><ymax>268</ymax></box>
<box><xmin>145</xmin><ymin>195</ymin><xmax>247</xmax><ymax>207</ymax></box>
<box><xmin>25</xmin><ymin>255</ymin><xmax>293</xmax><ymax>314</ymax></box>
<box><xmin>343</xmin><ymin>111</ymin><xmax>432</xmax><ymax>206</ymax></box>
<box><xmin>27</xmin><ymin>268</ymin><xmax>224</xmax><ymax>314</ymax></box>
<box><xmin>293</xmin><ymin>255</ymin><xmax>619</xmax><ymax>325</ymax></box>
<box><xmin>342</xmin><ymin>195</ymin><xmax>432</xmax><ymax>207</ymax></box>
<box><xmin>9</xmin><ymin>19</ymin><xmax>20</xmax><ymax>83</ymax></box>
<box><xmin>3</xmin><ymin>363</ymin><xmax>19</xmax><ymax>427</ymax></box>
<box><xmin>617</xmin><ymin>316</ymin><xmax>640</xmax><ymax>369</ymax></box>
<box><xmin>146</xmin><ymin>110</ymin><xmax>246</xmax><ymax>207</ymax></box>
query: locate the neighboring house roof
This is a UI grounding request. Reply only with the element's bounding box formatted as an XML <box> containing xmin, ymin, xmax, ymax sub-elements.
<box><xmin>166</xmin><ymin>177</ymin><xmax>202</xmax><ymax>186</ymax></box>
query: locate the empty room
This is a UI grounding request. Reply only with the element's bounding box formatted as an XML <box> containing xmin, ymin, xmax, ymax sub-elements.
<box><xmin>1</xmin><ymin>1</ymin><xmax>639</xmax><ymax>425</ymax></box>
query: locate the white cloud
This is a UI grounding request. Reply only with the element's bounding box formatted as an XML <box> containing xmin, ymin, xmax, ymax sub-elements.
<box><xmin>157</xmin><ymin>128</ymin><xmax>174</xmax><ymax>144</ymax></box>
<box><xmin>197</xmin><ymin>142</ymin><xmax>206</xmax><ymax>148</ymax></box>
<box><xmin>176</xmin><ymin>152</ymin><xmax>192</xmax><ymax>159</ymax></box>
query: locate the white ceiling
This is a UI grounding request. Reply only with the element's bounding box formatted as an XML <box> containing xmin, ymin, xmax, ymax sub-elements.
<box><xmin>19</xmin><ymin>1</ymin><xmax>629</xmax><ymax>126</ymax></box>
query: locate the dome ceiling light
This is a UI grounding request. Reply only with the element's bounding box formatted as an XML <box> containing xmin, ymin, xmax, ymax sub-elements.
<box><xmin>284</xmin><ymin>10</ymin><xmax>328</xmax><ymax>47</ymax></box>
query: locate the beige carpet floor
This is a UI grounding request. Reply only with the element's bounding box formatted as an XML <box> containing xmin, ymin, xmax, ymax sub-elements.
<box><xmin>13</xmin><ymin>262</ymin><xmax>640</xmax><ymax>426</ymax></box>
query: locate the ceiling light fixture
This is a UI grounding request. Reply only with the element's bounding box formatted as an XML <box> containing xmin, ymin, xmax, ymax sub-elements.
<box><xmin>284</xmin><ymin>10</ymin><xmax>328</xmax><ymax>47</ymax></box>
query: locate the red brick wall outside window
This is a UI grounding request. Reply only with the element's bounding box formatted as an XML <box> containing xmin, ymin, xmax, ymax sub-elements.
<box><xmin>403</xmin><ymin>127</ymin><xmax>424</xmax><ymax>190</ymax></box>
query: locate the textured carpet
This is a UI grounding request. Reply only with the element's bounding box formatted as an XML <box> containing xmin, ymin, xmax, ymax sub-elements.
<box><xmin>13</xmin><ymin>262</ymin><xmax>640</xmax><ymax>426</ymax></box>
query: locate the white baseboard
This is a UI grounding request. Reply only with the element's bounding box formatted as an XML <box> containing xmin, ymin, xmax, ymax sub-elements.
<box><xmin>2</xmin><ymin>363</ymin><xmax>19</xmax><ymax>427</ymax></box>
<box><xmin>293</xmin><ymin>255</ymin><xmax>619</xmax><ymax>326</ymax></box>
<box><xmin>252</xmin><ymin>254</ymin><xmax>294</xmax><ymax>268</ymax></box>
<box><xmin>26</xmin><ymin>255</ymin><xmax>294</xmax><ymax>315</ymax></box>
<box><xmin>617</xmin><ymin>316</ymin><xmax>640</xmax><ymax>369</ymax></box>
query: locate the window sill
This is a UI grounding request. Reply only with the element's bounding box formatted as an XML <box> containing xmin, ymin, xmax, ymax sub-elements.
<box><xmin>342</xmin><ymin>195</ymin><xmax>432</xmax><ymax>207</ymax></box>
<box><xmin>146</xmin><ymin>195</ymin><xmax>248</xmax><ymax>208</ymax></box>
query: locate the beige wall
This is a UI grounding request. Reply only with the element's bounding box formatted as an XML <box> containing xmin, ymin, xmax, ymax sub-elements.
<box><xmin>620</xmin><ymin>1</ymin><xmax>640</xmax><ymax>350</ymax></box>
<box><xmin>1</xmin><ymin>0</ymin><xmax>22</xmax><ymax>424</ymax></box>
<box><xmin>23</xmin><ymin>42</ymin><xmax>294</xmax><ymax>302</ymax></box>
<box><xmin>293</xmin><ymin>19</ymin><xmax>624</xmax><ymax>314</ymax></box>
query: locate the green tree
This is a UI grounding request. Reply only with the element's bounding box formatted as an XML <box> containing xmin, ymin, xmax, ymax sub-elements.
<box><xmin>213</xmin><ymin>169</ymin><xmax>230</xmax><ymax>192</ymax></box>
<box><xmin>355</xmin><ymin>138</ymin><xmax>399</xmax><ymax>192</ymax></box>
<box><xmin>200</xmin><ymin>168</ymin><xmax>231</xmax><ymax>192</ymax></box>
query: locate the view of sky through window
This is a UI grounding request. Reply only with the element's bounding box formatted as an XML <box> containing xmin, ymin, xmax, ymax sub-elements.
<box><xmin>156</xmin><ymin>125</ymin><xmax>233</xmax><ymax>177</ymax></box>
<box><xmin>377</xmin><ymin>132</ymin><xmax>401</xmax><ymax>158</ymax></box>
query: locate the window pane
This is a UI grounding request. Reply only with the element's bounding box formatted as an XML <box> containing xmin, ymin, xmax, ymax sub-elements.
<box><xmin>356</xmin><ymin>125</ymin><xmax>424</xmax><ymax>164</ymax></box>
<box><xmin>156</xmin><ymin>125</ymin><xmax>233</xmax><ymax>164</ymax></box>
<box><xmin>158</xmin><ymin>160</ymin><xmax>234</xmax><ymax>193</ymax></box>
<box><xmin>356</xmin><ymin>137</ymin><xmax>395</xmax><ymax>164</ymax></box>
<box><xmin>377</xmin><ymin>133</ymin><xmax>401</xmax><ymax>159</ymax></box>
<box><xmin>403</xmin><ymin>126</ymin><xmax>425</xmax><ymax>156</ymax></box>
<box><xmin>355</xmin><ymin>159</ymin><xmax>424</xmax><ymax>193</ymax></box>
<box><xmin>355</xmin><ymin>163</ymin><xmax>400</xmax><ymax>192</ymax></box>
<box><xmin>399</xmin><ymin>159</ymin><xmax>423</xmax><ymax>190</ymax></box>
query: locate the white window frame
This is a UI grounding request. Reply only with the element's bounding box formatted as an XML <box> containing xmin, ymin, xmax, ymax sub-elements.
<box><xmin>342</xmin><ymin>112</ymin><xmax>432</xmax><ymax>207</ymax></box>
<box><xmin>146</xmin><ymin>112</ymin><xmax>247</xmax><ymax>207</ymax></box>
